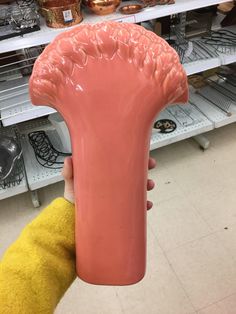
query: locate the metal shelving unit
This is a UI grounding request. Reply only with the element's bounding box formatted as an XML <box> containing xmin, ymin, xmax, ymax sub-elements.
<box><xmin>0</xmin><ymin>0</ymin><xmax>235</xmax><ymax>203</ymax></box>
<box><xmin>1</xmin><ymin>31</ymin><xmax>236</xmax><ymax>126</ymax></box>
<box><xmin>0</xmin><ymin>0</ymin><xmax>229</xmax><ymax>54</ymax></box>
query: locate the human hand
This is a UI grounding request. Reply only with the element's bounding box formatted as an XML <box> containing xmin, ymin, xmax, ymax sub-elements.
<box><xmin>62</xmin><ymin>156</ymin><xmax>156</xmax><ymax>209</ymax></box>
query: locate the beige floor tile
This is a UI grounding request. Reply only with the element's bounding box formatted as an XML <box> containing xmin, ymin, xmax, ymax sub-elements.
<box><xmin>38</xmin><ymin>181</ymin><xmax>64</xmax><ymax>206</ymax></box>
<box><xmin>167</xmin><ymin>157</ymin><xmax>224</xmax><ymax>205</ymax></box>
<box><xmin>206</xmin><ymin>124</ymin><xmax>236</xmax><ymax>149</ymax></box>
<box><xmin>148</xmin><ymin>195</ymin><xmax>211</xmax><ymax>252</ymax></box>
<box><xmin>0</xmin><ymin>192</ymin><xmax>38</xmax><ymax>255</ymax></box>
<box><xmin>197</xmin><ymin>303</ymin><xmax>221</xmax><ymax>314</ymax></box>
<box><xmin>216</xmin><ymin>225</ymin><xmax>236</xmax><ymax>262</ymax></box>
<box><xmin>0</xmin><ymin>182</ymin><xmax>64</xmax><ymax>257</ymax></box>
<box><xmin>211</xmin><ymin>293</ymin><xmax>236</xmax><ymax>314</ymax></box>
<box><xmin>189</xmin><ymin>183</ymin><xmax>236</xmax><ymax>232</ymax></box>
<box><xmin>150</xmin><ymin>139</ymin><xmax>205</xmax><ymax>168</ymax></box>
<box><xmin>56</xmin><ymin>279</ymin><xmax>123</xmax><ymax>314</ymax></box>
<box><xmin>166</xmin><ymin>234</ymin><xmax>236</xmax><ymax>310</ymax></box>
<box><xmin>148</xmin><ymin>165</ymin><xmax>184</xmax><ymax>204</ymax></box>
<box><xmin>146</xmin><ymin>221</ymin><xmax>163</xmax><ymax>270</ymax></box>
<box><xmin>115</xmin><ymin>230</ymin><xmax>195</xmax><ymax>314</ymax></box>
<box><xmin>197</xmin><ymin>293</ymin><xmax>236</xmax><ymax>314</ymax></box>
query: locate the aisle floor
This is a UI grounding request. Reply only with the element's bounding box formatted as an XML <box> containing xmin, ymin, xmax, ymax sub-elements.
<box><xmin>1</xmin><ymin>123</ymin><xmax>236</xmax><ymax>314</ymax></box>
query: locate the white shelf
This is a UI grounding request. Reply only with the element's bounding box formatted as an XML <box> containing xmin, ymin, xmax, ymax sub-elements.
<box><xmin>18</xmin><ymin>119</ymin><xmax>64</xmax><ymax>191</ymax></box>
<box><xmin>183</xmin><ymin>57</ymin><xmax>221</xmax><ymax>76</ymax></box>
<box><xmin>0</xmin><ymin>0</ymin><xmax>229</xmax><ymax>54</ymax></box>
<box><xmin>150</xmin><ymin>102</ymin><xmax>213</xmax><ymax>150</ymax></box>
<box><xmin>0</xmin><ymin>76</ymin><xmax>55</xmax><ymax>126</ymax></box>
<box><xmin>1</xmin><ymin>103</ymin><xmax>55</xmax><ymax>127</ymax></box>
<box><xmin>0</xmin><ymin>126</ymin><xmax>28</xmax><ymax>200</ymax></box>
<box><xmin>0</xmin><ymin>57</ymin><xmax>228</xmax><ymax>126</ymax></box>
<box><xmin>190</xmin><ymin>91</ymin><xmax>236</xmax><ymax>128</ymax></box>
<box><xmin>202</xmin><ymin>25</ymin><xmax>236</xmax><ymax>67</ymax></box>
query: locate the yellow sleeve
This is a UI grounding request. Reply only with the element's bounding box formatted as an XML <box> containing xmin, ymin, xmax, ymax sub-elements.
<box><xmin>0</xmin><ymin>197</ymin><xmax>76</xmax><ymax>314</ymax></box>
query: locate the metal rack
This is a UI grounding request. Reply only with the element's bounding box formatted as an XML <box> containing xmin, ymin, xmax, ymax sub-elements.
<box><xmin>190</xmin><ymin>87</ymin><xmax>236</xmax><ymax>128</ymax></box>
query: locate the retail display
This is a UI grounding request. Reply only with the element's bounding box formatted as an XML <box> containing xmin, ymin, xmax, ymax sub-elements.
<box><xmin>0</xmin><ymin>136</ymin><xmax>22</xmax><ymax>181</ymax></box>
<box><xmin>119</xmin><ymin>4</ymin><xmax>143</xmax><ymax>15</ymax></box>
<box><xmin>0</xmin><ymin>135</ymin><xmax>24</xmax><ymax>190</ymax></box>
<box><xmin>153</xmin><ymin>119</ymin><xmax>177</xmax><ymax>133</ymax></box>
<box><xmin>218</xmin><ymin>73</ymin><xmax>236</xmax><ymax>87</ymax></box>
<box><xmin>202</xmin><ymin>29</ymin><xmax>236</xmax><ymax>48</ymax></box>
<box><xmin>83</xmin><ymin>0</ymin><xmax>120</xmax><ymax>15</ymax></box>
<box><xmin>40</xmin><ymin>0</ymin><xmax>83</xmax><ymax>28</ymax></box>
<box><xmin>29</xmin><ymin>22</ymin><xmax>188</xmax><ymax>285</ymax></box>
<box><xmin>197</xmin><ymin>85</ymin><xmax>234</xmax><ymax>116</ymax></box>
<box><xmin>186</xmin><ymin>8</ymin><xmax>213</xmax><ymax>38</ymax></box>
<box><xmin>0</xmin><ymin>156</ymin><xmax>24</xmax><ymax>189</ymax></box>
<box><xmin>206</xmin><ymin>78</ymin><xmax>236</xmax><ymax>101</ymax></box>
<box><xmin>0</xmin><ymin>1</ymin><xmax>40</xmax><ymax>41</ymax></box>
<box><xmin>28</xmin><ymin>131</ymin><xmax>71</xmax><ymax>169</ymax></box>
<box><xmin>141</xmin><ymin>0</ymin><xmax>174</xmax><ymax>8</ymax></box>
<box><xmin>167</xmin><ymin>27</ymin><xmax>236</xmax><ymax>66</ymax></box>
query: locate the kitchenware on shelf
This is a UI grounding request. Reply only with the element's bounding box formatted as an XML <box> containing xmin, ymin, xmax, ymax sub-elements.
<box><xmin>41</xmin><ymin>0</ymin><xmax>82</xmax><ymax>28</ymax></box>
<box><xmin>29</xmin><ymin>22</ymin><xmax>188</xmax><ymax>285</ymax></box>
<box><xmin>153</xmin><ymin>119</ymin><xmax>177</xmax><ymax>133</ymax></box>
<box><xmin>28</xmin><ymin>130</ymin><xmax>71</xmax><ymax>169</ymax></box>
<box><xmin>119</xmin><ymin>4</ymin><xmax>143</xmax><ymax>14</ymax></box>
<box><xmin>83</xmin><ymin>0</ymin><xmax>120</xmax><ymax>15</ymax></box>
<box><xmin>0</xmin><ymin>136</ymin><xmax>22</xmax><ymax>181</ymax></box>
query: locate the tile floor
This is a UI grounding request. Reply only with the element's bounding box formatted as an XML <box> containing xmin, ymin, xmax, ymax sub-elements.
<box><xmin>1</xmin><ymin>123</ymin><xmax>236</xmax><ymax>314</ymax></box>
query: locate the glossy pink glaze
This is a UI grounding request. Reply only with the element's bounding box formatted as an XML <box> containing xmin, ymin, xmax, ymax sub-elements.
<box><xmin>29</xmin><ymin>22</ymin><xmax>188</xmax><ymax>285</ymax></box>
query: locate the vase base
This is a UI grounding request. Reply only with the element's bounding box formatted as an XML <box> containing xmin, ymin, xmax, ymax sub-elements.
<box><xmin>77</xmin><ymin>271</ymin><xmax>146</xmax><ymax>286</ymax></box>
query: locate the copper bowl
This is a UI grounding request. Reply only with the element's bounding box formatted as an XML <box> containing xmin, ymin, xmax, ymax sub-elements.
<box><xmin>85</xmin><ymin>0</ymin><xmax>121</xmax><ymax>15</ymax></box>
<box><xmin>41</xmin><ymin>0</ymin><xmax>83</xmax><ymax>28</ymax></box>
<box><xmin>119</xmin><ymin>4</ymin><xmax>143</xmax><ymax>14</ymax></box>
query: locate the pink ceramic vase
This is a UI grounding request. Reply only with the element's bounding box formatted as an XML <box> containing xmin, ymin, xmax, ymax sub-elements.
<box><xmin>29</xmin><ymin>22</ymin><xmax>188</xmax><ymax>285</ymax></box>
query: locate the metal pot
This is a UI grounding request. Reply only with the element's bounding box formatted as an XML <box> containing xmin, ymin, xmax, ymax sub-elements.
<box><xmin>85</xmin><ymin>0</ymin><xmax>121</xmax><ymax>15</ymax></box>
<box><xmin>41</xmin><ymin>0</ymin><xmax>83</xmax><ymax>28</ymax></box>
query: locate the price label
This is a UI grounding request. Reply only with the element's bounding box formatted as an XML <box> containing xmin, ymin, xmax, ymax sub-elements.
<box><xmin>63</xmin><ymin>10</ymin><xmax>73</xmax><ymax>23</ymax></box>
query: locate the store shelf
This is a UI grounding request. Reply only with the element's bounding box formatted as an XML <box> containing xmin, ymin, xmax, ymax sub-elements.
<box><xmin>18</xmin><ymin>119</ymin><xmax>64</xmax><ymax>191</ymax></box>
<box><xmin>183</xmin><ymin>57</ymin><xmax>221</xmax><ymax>76</ymax></box>
<box><xmin>0</xmin><ymin>126</ymin><xmax>28</xmax><ymax>200</ymax></box>
<box><xmin>1</xmin><ymin>103</ymin><xmax>55</xmax><ymax>127</ymax></box>
<box><xmin>0</xmin><ymin>49</ymin><xmax>56</xmax><ymax>126</ymax></box>
<box><xmin>0</xmin><ymin>0</ymin><xmax>229</xmax><ymax>54</ymax></box>
<box><xmin>0</xmin><ymin>58</ymin><xmax>228</xmax><ymax>126</ymax></box>
<box><xmin>150</xmin><ymin>102</ymin><xmax>213</xmax><ymax>150</ymax></box>
<box><xmin>190</xmin><ymin>90</ymin><xmax>236</xmax><ymax>128</ymax></box>
<box><xmin>202</xmin><ymin>25</ymin><xmax>236</xmax><ymax>67</ymax></box>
